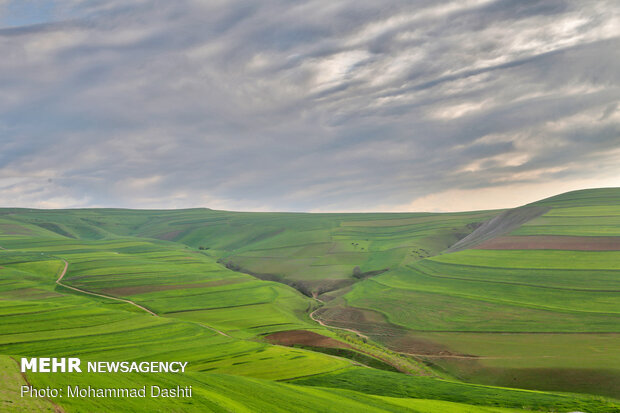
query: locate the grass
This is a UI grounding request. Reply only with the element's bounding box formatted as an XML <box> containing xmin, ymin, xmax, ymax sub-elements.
<box><xmin>429</xmin><ymin>249</ymin><xmax>620</xmax><ymax>270</ymax></box>
<box><xmin>312</xmin><ymin>191</ymin><xmax>618</xmax><ymax>398</ymax></box>
<box><xmin>413</xmin><ymin>331</ymin><xmax>620</xmax><ymax>397</ymax></box>
<box><xmin>293</xmin><ymin>367</ymin><xmax>620</xmax><ymax>412</ymax></box>
<box><xmin>0</xmin><ymin>187</ymin><xmax>619</xmax><ymax>410</ymax></box>
<box><xmin>25</xmin><ymin>368</ymin><xmax>542</xmax><ymax>412</ymax></box>
<box><xmin>0</xmin><ymin>237</ymin><xmax>363</xmax><ymax>412</ymax></box>
<box><xmin>0</xmin><ymin>355</ymin><xmax>56</xmax><ymax>412</ymax></box>
<box><xmin>514</xmin><ymin>197</ymin><xmax>620</xmax><ymax>236</ymax></box>
<box><xmin>290</xmin><ymin>345</ymin><xmax>401</xmax><ymax>372</ymax></box>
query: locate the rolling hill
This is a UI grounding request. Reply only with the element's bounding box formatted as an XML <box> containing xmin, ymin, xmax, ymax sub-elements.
<box><xmin>0</xmin><ymin>188</ymin><xmax>618</xmax><ymax>412</ymax></box>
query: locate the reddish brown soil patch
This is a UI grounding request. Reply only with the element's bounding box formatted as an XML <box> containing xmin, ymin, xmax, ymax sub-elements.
<box><xmin>100</xmin><ymin>277</ymin><xmax>248</xmax><ymax>296</ymax></box>
<box><xmin>265</xmin><ymin>330</ymin><xmax>352</xmax><ymax>349</ymax></box>
<box><xmin>475</xmin><ymin>236</ymin><xmax>620</xmax><ymax>250</ymax></box>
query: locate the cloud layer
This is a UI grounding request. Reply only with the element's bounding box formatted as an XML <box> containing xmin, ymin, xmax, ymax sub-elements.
<box><xmin>1</xmin><ymin>0</ymin><xmax>619</xmax><ymax>211</ymax></box>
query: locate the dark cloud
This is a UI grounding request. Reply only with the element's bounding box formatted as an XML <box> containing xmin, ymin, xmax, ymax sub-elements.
<box><xmin>0</xmin><ymin>0</ymin><xmax>618</xmax><ymax>211</ymax></box>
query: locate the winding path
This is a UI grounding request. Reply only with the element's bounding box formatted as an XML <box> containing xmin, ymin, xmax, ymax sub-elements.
<box><xmin>55</xmin><ymin>260</ymin><xmax>157</xmax><ymax>316</ymax></box>
<box><xmin>55</xmin><ymin>259</ymin><xmax>230</xmax><ymax>337</ymax></box>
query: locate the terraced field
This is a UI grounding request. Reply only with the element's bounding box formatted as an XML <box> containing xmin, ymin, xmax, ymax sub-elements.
<box><xmin>316</xmin><ymin>189</ymin><xmax>620</xmax><ymax>397</ymax></box>
<box><xmin>0</xmin><ymin>188</ymin><xmax>618</xmax><ymax>411</ymax></box>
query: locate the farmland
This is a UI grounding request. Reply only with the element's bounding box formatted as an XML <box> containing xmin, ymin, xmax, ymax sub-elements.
<box><xmin>315</xmin><ymin>189</ymin><xmax>620</xmax><ymax>397</ymax></box>
<box><xmin>0</xmin><ymin>188</ymin><xmax>619</xmax><ymax>411</ymax></box>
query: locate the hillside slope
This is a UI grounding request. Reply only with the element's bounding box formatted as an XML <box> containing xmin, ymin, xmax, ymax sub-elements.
<box><xmin>0</xmin><ymin>187</ymin><xmax>618</xmax><ymax>411</ymax></box>
<box><xmin>316</xmin><ymin>188</ymin><xmax>620</xmax><ymax>397</ymax></box>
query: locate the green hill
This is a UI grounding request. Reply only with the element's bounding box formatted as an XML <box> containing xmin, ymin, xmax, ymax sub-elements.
<box><xmin>0</xmin><ymin>188</ymin><xmax>618</xmax><ymax>411</ymax></box>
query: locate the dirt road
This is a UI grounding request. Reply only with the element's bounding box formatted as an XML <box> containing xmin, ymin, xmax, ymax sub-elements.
<box><xmin>55</xmin><ymin>259</ymin><xmax>230</xmax><ymax>337</ymax></box>
<box><xmin>55</xmin><ymin>260</ymin><xmax>157</xmax><ymax>316</ymax></box>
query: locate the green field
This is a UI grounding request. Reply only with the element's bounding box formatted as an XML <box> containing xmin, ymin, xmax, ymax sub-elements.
<box><xmin>0</xmin><ymin>188</ymin><xmax>619</xmax><ymax>411</ymax></box>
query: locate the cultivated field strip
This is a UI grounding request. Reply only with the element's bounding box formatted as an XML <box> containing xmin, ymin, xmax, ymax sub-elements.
<box><xmin>0</xmin><ymin>188</ymin><xmax>619</xmax><ymax>410</ymax></box>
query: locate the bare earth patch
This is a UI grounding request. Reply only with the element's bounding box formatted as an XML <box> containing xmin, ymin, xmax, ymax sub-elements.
<box><xmin>475</xmin><ymin>235</ymin><xmax>620</xmax><ymax>250</ymax></box>
<box><xmin>265</xmin><ymin>330</ymin><xmax>351</xmax><ymax>349</ymax></box>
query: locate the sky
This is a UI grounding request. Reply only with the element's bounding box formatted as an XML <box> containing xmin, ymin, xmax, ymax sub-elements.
<box><xmin>0</xmin><ymin>0</ymin><xmax>618</xmax><ymax>212</ymax></box>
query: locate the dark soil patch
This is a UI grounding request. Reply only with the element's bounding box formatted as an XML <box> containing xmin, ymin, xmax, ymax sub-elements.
<box><xmin>265</xmin><ymin>329</ymin><xmax>351</xmax><ymax>349</ymax></box>
<box><xmin>266</xmin><ymin>329</ymin><xmax>407</xmax><ymax>373</ymax></box>
<box><xmin>475</xmin><ymin>235</ymin><xmax>620</xmax><ymax>250</ymax></box>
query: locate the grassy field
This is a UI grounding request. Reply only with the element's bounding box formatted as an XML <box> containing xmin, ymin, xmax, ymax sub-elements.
<box><xmin>313</xmin><ymin>189</ymin><xmax>620</xmax><ymax>397</ymax></box>
<box><xmin>294</xmin><ymin>368</ymin><xmax>620</xmax><ymax>412</ymax></box>
<box><xmin>0</xmin><ymin>188</ymin><xmax>619</xmax><ymax>411</ymax></box>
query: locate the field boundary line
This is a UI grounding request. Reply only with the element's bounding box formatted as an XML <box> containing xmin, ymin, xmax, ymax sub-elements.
<box><xmin>423</xmin><ymin>258</ymin><xmax>620</xmax><ymax>273</ymax></box>
<box><xmin>372</xmin><ymin>272</ymin><xmax>620</xmax><ymax>316</ymax></box>
<box><xmin>54</xmin><ymin>259</ymin><xmax>231</xmax><ymax>337</ymax></box>
<box><xmin>407</xmin><ymin>264</ymin><xmax>620</xmax><ymax>293</ymax></box>
<box><xmin>55</xmin><ymin>260</ymin><xmax>157</xmax><ymax>316</ymax></box>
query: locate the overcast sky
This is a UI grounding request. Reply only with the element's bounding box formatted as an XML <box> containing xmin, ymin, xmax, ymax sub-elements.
<box><xmin>0</xmin><ymin>0</ymin><xmax>618</xmax><ymax>212</ymax></box>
